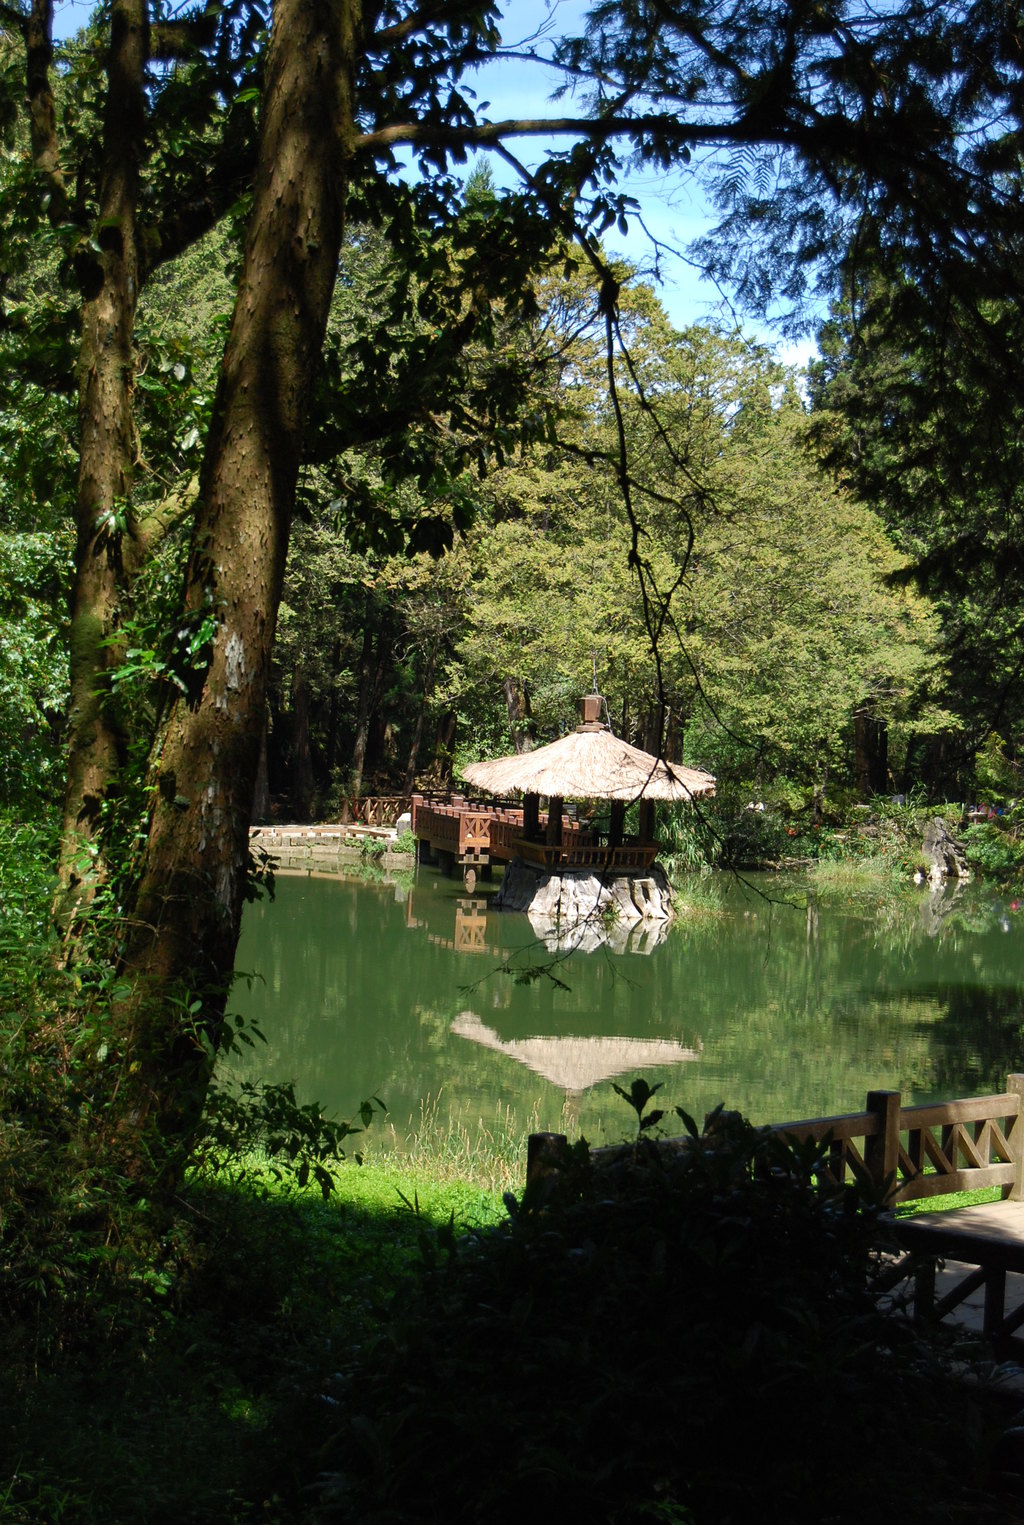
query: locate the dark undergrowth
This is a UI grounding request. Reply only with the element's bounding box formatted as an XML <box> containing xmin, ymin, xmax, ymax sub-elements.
<box><xmin>3</xmin><ymin>1107</ymin><xmax>1024</xmax><ymax>1522</ymax></box>
<box><xmin>0</xmin><ymin>1166</ymin><xmax>501</xmax><ymax>1524</ymax></box>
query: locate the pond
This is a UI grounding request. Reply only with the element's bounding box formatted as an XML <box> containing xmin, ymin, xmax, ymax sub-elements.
<box><xmin>229</xmin><ymin>864</ymin><xmax>1024</xmax><ymax>1153</ymax></box>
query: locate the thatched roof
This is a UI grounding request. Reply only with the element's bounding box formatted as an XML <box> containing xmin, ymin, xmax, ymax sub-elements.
<box><xmin>459</xmin><ymin>723</ymin><xmax>715</xmax><ymax>803</ymax></box>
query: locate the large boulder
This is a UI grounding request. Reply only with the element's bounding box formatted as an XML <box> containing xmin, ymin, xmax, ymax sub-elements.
<box><xmin>921</xmin><ymin>818</ymin><xmax>971</xmax><ymax>887</ymax></box>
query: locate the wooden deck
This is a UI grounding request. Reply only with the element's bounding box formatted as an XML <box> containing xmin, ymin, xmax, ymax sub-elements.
<box><xmin>411</xmin><ymin>793</ymin><xmax>661</xmax><ymax>885</ymax></box>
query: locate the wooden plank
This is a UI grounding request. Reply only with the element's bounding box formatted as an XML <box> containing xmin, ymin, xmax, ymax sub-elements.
<box><xmin>895</xmin><ymin>1163</ymin><xmax>1017</xmax><ymax>1200</ymax></box>
<box><xmin>931</xmin><ymin>1266</ymin><xmax>988</xmax><ymax>1321</ymax></box>
<box><xmin>921</xmin><ymin>1129</ymin><xmax>955</xmax><ymax>1176</ymax></box>
<box><xmin>987</xmin><ymin>1119</ymin><xmax>1014</xmax><ymax>1164</ymax></box>
<box><xmin>897</xmin><ymin>1202</ymin><xmax>1024</xmax><ymax>1273</ymax></box>
<box><xmin>901</xmin><ymin>1093</ymin><xmax>1017</xmax><ymax>1129</ymax></box>
<box><xmin>952</xmin><ymin>1123</ymin><xmax>986</xmax><ymax>1171</ymax></box>
<box><xmin>773</xmin><ymin>1112</ymin><xmax>879</xmax><ymax>1144</ymax></box>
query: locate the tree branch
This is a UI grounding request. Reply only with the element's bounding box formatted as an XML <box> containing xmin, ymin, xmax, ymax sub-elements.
<box><xmin>24</xmin><ymin>0</ymin><xmax>69</xmax><ymax>225</ymax></box>
<box><xmin>355</xmin><ymin>113</ymin><xmax>712</xmax><ymax>154</ymax></box>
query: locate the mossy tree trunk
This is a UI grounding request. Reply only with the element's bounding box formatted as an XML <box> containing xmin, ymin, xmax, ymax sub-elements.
<box><xmin>56</xmin><ymin>0</ymin><xmax>148</xmax><ymax>920</ymax></box>
<box><xmin>109</xmin><ymin>0</ymin><xmax>361</xmax><ymax>1168</ymax></box>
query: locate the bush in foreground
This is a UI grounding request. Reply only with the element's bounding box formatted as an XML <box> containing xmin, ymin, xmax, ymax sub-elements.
<box><xmin>322</xmin><ymin>1109</ymin><xmax>1021</xmax><ymax>1524</ymax></box>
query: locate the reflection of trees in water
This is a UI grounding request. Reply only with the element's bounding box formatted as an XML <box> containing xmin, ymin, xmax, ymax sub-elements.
<box><xmin>914</xmin><ymin>984</ymin><xmax>1024</xmax><ymax>1098</ymax></box>
<box><xmin>229</xmin><ymin>869</ymin><xmax>1024</xmax><ymax>1137</ymax></box>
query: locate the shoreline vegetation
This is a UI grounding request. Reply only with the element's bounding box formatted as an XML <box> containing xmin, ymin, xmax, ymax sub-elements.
<box><xmin>5</xmin><ymin>806</ymin><xmax>1024</xmax><ymax>1521</ymax></box>
<box><xmin>4</xmin><ymin>1120</ymin><xmax>1023</xmax><ymax>1522</ymax></box>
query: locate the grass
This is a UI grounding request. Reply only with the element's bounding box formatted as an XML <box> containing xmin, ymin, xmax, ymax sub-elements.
<box><xmin>895</xmin><ymin>1184</ymin><xmax>1005</xmax><ymax>1217</ymax></box>
<box><xmin>363</xmin><ymin>1089</ymin><xmax>569</xmax><ymax>1195</ymax></box>
<box><xmin>0</xmin><ymin>1155</ymin><xmax>505</xmax><ymax>1525</ymax></box>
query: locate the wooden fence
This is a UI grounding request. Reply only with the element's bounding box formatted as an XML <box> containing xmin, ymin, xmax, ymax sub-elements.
<box><xmin>530</xmin><ymin>1078</ymin><xmax>1024</xmax><ymax>1204</ymax></box>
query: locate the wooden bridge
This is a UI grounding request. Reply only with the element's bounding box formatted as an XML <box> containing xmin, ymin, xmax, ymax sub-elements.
<box><xmin>411</xmin><ymin>793</ymin><xmax>660</xmax><ymax>891</ymax></box>
<box><xmin>530</xmin><ymin>1076</ymin><xmax>1024</xmax><ymax>1351</ymax></box>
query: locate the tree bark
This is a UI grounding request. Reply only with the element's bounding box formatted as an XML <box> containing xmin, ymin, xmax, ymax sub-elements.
<box><xmin>349</xmin><ymin>608</ymin><xmax>376</xmax><ymax>796</ymax></box>
<box><xmin>251</xmin><ymin>712</ymin><xmax>271</xmax><ymax>825</ymax></box>
<box><xmin>404</xmin><ymin>641</ymin><xmax>438</xmax><ymax>790</ymax></box>
<box><xmin>55</xmin><ymin>0</ymin><xmax>148</xmax><ymax>920</ymax></box>
<box><xmin>25</xmin><ymin>0</ymin><xmax>69</xmax><ymax>224</ymax></box>
<box><xmin>504</xmin><ymin>677</ymin><xmax>535</xmax><ymax>753</ymax></box>
<box><xmin>290</xmin><ymin>665</ymin><xmax>315</xmax><ymax>820</ymax></box>
<box><xmin>854</xmin><ymin>710</ymin><xmax>889</xmax><ymax>798</ymax></box>
<box><xmin>113</xmin><ymin>0</ymin><xmax>361</xmax><ymax>1164</ymax></box>
<box><xmin>325</xmin><ymin>637</ymin><xmax>343</xmax><ymax>774</ymax></box>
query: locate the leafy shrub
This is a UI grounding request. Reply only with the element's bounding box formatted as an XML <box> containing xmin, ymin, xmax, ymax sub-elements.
<box><xmin>962</xmin><ymin>820</ymin><xmax>1024</xmax><ymax>882</ymax></box>
<box><xmin>320</xmin><ymin>1101</ymin><xmax>994</xmax><ymax>1524</ymax></box>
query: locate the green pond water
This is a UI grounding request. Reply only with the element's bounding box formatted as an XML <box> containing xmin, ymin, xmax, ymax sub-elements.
<box><xmin>229</xmin><ymin>865</ymin><xmax>1024</xmax><ymax>1151</ymax></box>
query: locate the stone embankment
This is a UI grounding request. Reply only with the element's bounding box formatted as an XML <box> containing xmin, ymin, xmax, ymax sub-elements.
<box><xmin>249</xmin><ymin>822</ymin><xmax>414</xmax><ymax>872</ymax></box>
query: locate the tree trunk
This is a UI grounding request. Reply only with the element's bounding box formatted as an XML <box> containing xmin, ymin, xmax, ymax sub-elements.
<box><xmin>404</xmin><ymin>642</ymin><xmax>438</xmax><ymax>791</ymax></box>
<box><xmin>55</xmin><ymin>0</ymin><xmax>148</xmax><ymax>921</ymax></box>
<box><xmin>504</xmin><ymin>677</ymin><xmax>536</xmax><ymax>753</ymax></box>
<box><xmin>433</xmin><ymin>709</ymin><xmax>458</xmax><ymax>786</ymax></box>
<box><xmin>349</xmin><ymin>609</ymin><xmax>376</xmax><ymax>796</ymax></box>
<box><xmin>112</xmin><ymin>0</ymin><xmax>361</xmax><ymax>1170</ymax></box>
<box><xmin>854</xmin><ymin>710</ymin><xmax>889</xmax><ymax>798</ymax></box>
<box><xmin>325</xmin><ymin>637</ymin><xmax>343</xmax><ymax>774</ymax></box>
<box><xmin>290</xmin><ymin>665</ymin><xmax>315</xmax><ymax>820</ymax></box>
<box><xmin>251</xmin><ymin>713</ymin><xmax>271</xmax><ymax>825</ymax></box>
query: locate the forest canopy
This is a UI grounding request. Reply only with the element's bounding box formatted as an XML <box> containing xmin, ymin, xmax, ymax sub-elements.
<box><xmin>1</xmin><ymin>0</ymin><xmax>1022</xmax><ymax>1197</ymax></box>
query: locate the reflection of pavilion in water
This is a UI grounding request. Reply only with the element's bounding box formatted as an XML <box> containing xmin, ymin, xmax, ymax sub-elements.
<box><xmin>452</xmin><ymin>1010</ymin><xmax>702</xmax><ymax>1112</ymax></box>
<box><xmin>417</xmin><ymin>895</ymin><xmax>671</xmax><ymax>956</ymax></box>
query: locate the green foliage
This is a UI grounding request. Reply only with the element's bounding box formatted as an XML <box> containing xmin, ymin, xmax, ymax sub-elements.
<box><xmin>196</xmin><ymin>1079</ymin><xmax>387</xmax><ymax>1197</ymax></box>
<box><xmin>321</xmin><ymin>1097</ymin><xmax>999</xmax><ymax>1524</ymax></box>
<box><xmin>0</xmin><ymin>819</ymin><xmax>386</xmax><ymax>1344</ymax></box>
<box><xmin>810</xmin><ymin>262</ymin><xmax>1024</xmax><ymax>791</ymax></box>
<box><xmin>961</xmin><ymin>821</ymin><xmax>1024</xmax><ymax>884</ymax></box>
<box><xmin>0</xmin><ymin>530</ymin><xmax>70</xmax><ymax>809</ymax></box>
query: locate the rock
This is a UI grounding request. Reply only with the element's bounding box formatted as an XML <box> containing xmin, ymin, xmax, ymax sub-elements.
<box><xmin>495</xmin><ymin>859</ymin><xmax>675</xmax><ymax>924</ymax></box>
<box><xmin>921</xmin><ymin>818</ymin><xmax>971</xmax><ymax>887</ymax></box>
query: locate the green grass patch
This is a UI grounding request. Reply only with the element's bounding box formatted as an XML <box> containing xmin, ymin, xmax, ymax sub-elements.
<box><xmin>0</xmin><ymin>1158</ymin><xmax>504</xmax><ymax>1525</ymax></box>
<box><xmin>895</xmin><ymin>1184</ymin><xmax>1004</xmax><ymax>1217</ymax></box>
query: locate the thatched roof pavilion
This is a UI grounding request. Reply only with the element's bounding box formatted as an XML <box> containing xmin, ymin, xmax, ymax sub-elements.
<box><xmin>460</xmin><ymin>721</ymin><xmax>715</xmax><ymax>804</ymax></box>
<box><xmin>456</xmin><ymin>697</ymin><xmax>715</xmax><ymax>921</ymax></box>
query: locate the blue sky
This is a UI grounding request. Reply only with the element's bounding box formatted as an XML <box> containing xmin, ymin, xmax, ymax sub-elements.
<box><xmin>46</xmin><ymin>0</ymin><xmax>817</xmax><ymax>365</ymax></box>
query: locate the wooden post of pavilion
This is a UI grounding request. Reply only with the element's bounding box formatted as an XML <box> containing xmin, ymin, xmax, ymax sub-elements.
<box><xmin>638</xmin><ymin>798</ymin><xmax>656</xmax><ymax>845</ymax></box>
<box><xmin>523</xmin><ymin>791</ymin><xmax>540</xmax><ymax>842</ymax></box>
<box><xmin>545</xmin><ymin>795</ymin><xmax>564</xmax><ymax>849</ymax></box>
<box><xmin>609</xmin><ymin>799</ymin><xmax>625</xmax><ymax>850</ymax></box>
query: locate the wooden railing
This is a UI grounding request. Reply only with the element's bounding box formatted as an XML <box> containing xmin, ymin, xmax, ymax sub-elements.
<box><xmin>529</xmin><ymin>1077</ymin><xmax>1024</xmax><ymax>1206</ymax></box>
<box><xmin>512</xmin><ymin>836</ymin><xmax>660</xmax><ymax>872</ymax></box>
<box><xmin>412</xmin><ymin>795</ymin><xmax>658</xmax><ymax>873</ymax></box>
<box><xmin>769</xmin><ymin>1082</ymin><xmax>1024</xmax><ymax>1204</ymax></box>
<box><xmin>335</xmin><ymin>795</ymin><xmax>411</xmax><ymax>826</ymax></box>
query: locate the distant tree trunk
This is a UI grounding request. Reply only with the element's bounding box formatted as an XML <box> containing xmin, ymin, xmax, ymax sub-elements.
<box><xmin>111</xmin><ymin>0</ymin><xmax>361</xmax><ymax>1175</ymax></box>
<box><xmin>641</xmin><ymin>704</ymin><xmax>665</xmax><ymax>755</ymax></box>
<box><xmin>325</xmin><ymin>637</ymin><xmax>342</xmax><ymax>774</ymax></box>
<box><xmin>433</xmin><ymin>709</ymin><xmax>458</xmax><ymax>786</ymax></box>
<box><xmin>812</xmin><ymin>757</ymin><xmax>829</xmax><ymax>825</ymax></box>
<box><xmin>290</xmin><ymin>666</ymin><xmax>315</xmax><ymax>819</ymax></box>
<box><xmin>504</xmin><ymin>677</ymin><xmax>535</xmax><ymax>753</ymax></box>
<box><xmin>55</xmin><ymin>0</ymin><xmax>147</xmax><ymax>922</ymax></box>
<box><xmin>405</xmin><ymin>642</ymin><xmax>438</xmax><ymax>790</ymax></box>
<box><xmin>366</xmin><ymin>616</ymin><xmax>394</xmax><ymax>776</ymax></box>
<box><xmin>251</xmin><ymin>714</ymin><xmax>271</xmax><ymax>823</ymax></box>
<box><xmin>350</xmin><ymin>611</ymin><xmax>376</xmax><ymax>796</ymax></box>
<box><xmin>665</xmin><ymin>706</ymin><xmax>685</xmax><ymax>763</ymax></box>
<box><xmin>854</xmin><ymin>710</ymin><xmax>889</xmax><ymax>797</ymax></box>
